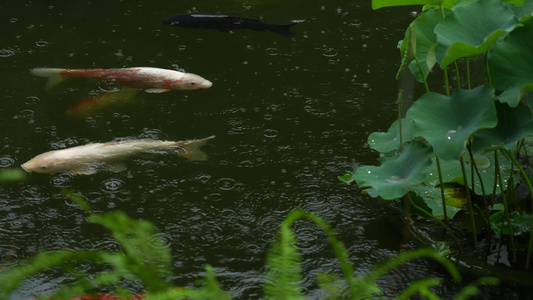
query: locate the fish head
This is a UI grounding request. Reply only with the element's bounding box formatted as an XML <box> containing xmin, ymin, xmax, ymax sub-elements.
<box><xmin>171</xmin><ymin>73</ymin><xmax>212</xmax><ymax>90</ymax></box>
<box><xmin>21</xmin><ymin>153</ymin><xmax>67</xmax><ymax>174</ymax></box>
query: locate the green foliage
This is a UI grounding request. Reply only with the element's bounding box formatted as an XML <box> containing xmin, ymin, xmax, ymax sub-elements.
<box><xmin>355</xmin><ymin>141</ymin><xmax>432</xmax><ymax>200</ymax></box>
<box><xmin>397</xmin><ymin>8</ymin><xmax>446</xmax><ymax>82</ymax></box>
<box><xmin>434</xmin><ymin>0</ymin><xmax>519</xmax><ymax>68</ymax></box>
<box><xmin>358</xmin><ymin>0</ymin><xmax>533</xmax><ymax>269</ymax></box>
<box><xmin>489</xmin><ymin>17</ymin><xmax>533</xmax><ymax>106</ymax></box>
<box><xmin>490</xmin><ymin>210</ymin><xmax>532</xmax><ymax>236</ymax></box>
<box><xmin>0</xmin><ymin>200</ymin><xmax>497</xmax><ymax>299</ymax></box>
<box><xmin>0</xmin><ymin>168</ymin><xmax>28</xmax><ymax>183</ymax></box>
<box><xmin>0</xmin><ymin>192</ymin><xmax>230</xmax><ymax>299</ymax></box>
<box><xmin>367</xmin><ymin>118</ymin><xmax>415</xmax><ymax>153</ymax></box>
<box><xmin>407</xmin><ymin>85</ymin><xmax>497</xmax><ymax>161</ymax></box>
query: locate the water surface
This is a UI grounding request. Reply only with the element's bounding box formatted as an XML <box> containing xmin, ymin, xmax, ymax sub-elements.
<box><xmin>3</xmin><ymin>1</ymin><xmax>524</xmax><ymax>298</ymax></box>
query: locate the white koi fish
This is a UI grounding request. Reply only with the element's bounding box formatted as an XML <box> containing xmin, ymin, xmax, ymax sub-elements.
<box><xmin>31</xmin><ymin>67</ymin><xmax>212</xmax><ymax>92</ymax></box>
<box><xmin>21</xmin><ymin>136</ymin><xmax>214</xmax><ymax>175</ymax></box>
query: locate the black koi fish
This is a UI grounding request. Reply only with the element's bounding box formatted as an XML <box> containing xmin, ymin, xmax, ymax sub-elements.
<box><xmin>162</xmin><ymin>13</ymin><xmax>298</xmax><ymax>37</ymax></box>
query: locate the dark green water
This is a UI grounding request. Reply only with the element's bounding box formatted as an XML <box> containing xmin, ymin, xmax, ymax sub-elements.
<box><xmin>1</xmin><ymin>1</ymin><xmax>529</xmax><ymax>299</ymax></box>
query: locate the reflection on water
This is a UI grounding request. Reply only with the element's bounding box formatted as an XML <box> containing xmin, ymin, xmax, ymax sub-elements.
<box><xmin>4</xmin><ymin>0</ymin><xmax>513</xmax><ymax>299</ymax></box>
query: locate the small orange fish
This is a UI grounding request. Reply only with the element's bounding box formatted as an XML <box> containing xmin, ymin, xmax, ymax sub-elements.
<box><xmin>32</xmin><ymin>67</ymin><xmax>212</xmax><ymax>92</ymax></box>
<box><xmin>66</xmin><ymin>88</ymin><xmax>141</xmax><ymax>118</ymax></box>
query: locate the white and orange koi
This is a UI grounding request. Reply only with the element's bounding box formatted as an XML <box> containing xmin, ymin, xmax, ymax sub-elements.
<box><xmin>31</xmin><ymin>67</ymin><xmax>212</xmax><ymax>92</ymax></box>
<box><xmin>21</xmin><ymin>136</ymin><xmax>214</xmax><ymax>175</ymax></box>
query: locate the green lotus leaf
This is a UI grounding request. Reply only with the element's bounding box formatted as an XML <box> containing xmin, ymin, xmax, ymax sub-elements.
<box><xmin>507</xmin><ymin>0</ymin><xmax>533</xmax><ymax>20</ymax></box>
<box><xmin>407</xmin><ymin>85</ymin><xmax>497</xmax><ymax>161</ymax></box>
<box><xmin>338</xmin><ymin>171</ymin><xmax>356</xmax><ymax>184</ymax></box>
<box><xmin>506</xmin><ymin>0</ymin><xmax>526</xmax><ymax>7</ymax></box>
<box><xmin>424</xmin><ymin>151</ymin><xmax>519</xmax><ymax>195</ymax></box>
<box><xmin>397</xmin><ymin>26</ymin><xmax>418</xmax><ymax>80</ymax></box>
<box><xmin>472</xmin><ymin>102</ymin><xmax>533</xmax><ymax>152</ymax></box>
<box><xmin>488</xmin><ymin>17</ymin><xmax>533</xmax><ymax>107</ymax></box>
<box><xmin>410</xmin><ymin>184</ymin><xmax>463</xmax><ymax>219</ymax></box>
<box><xmin>355</xmin><ymin>141</ymin><xmax>432</xmax><ymax>200</ymax></box>
<box><xmin>368</xmin><ymin>118</ymin><xmax>415</xmax><ymax>153</ymax></box>
<box><xmin>372</xmin><ymin>0</ymin><xmax>443</xmax><ymax>10</ymax></box>
<box><xmin>490</xmin><ymin>210</ymin><xmax>532</xmax><ymax>236</ymax></box>
<box><xmin>434</xmin><ymin>0</ymin><xmax>519</xmax><ymax>68</ymax></box>
<box><xmin>397</xmin><ymin>8</ymin><xmax>446</xmax><ymax>82</ymax></box>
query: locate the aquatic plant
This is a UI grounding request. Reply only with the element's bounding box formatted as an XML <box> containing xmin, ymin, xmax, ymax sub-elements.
<box><xmin>0</xmin><ymin>191</ymin><xmax>496</xmax><ymax>299</ymax></box>
<box><xmin>343</xmin><ymin>0</ymin><xmax>533</xmax><ymax>270</ymax></box>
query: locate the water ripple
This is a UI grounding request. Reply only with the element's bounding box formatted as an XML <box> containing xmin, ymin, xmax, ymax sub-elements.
<box><xmin>149</xmin><ymin>232</ymin><xmax>173</xmax><ymax>249</ymax></box>
<box><xmin>217</xmin><ymin>178</ymin><xmax>236</xmax><ymax>191</ymax></box>
<box><xmin>101</xmin><ymin>178</ymin><xmax>125</xmax><ymax>192</ymax></box>
<box><xmin>0</xmin><ymin>48</ymin><xmax>15</xmax><ymax>58</ymax></box>
<box><xmin>0</xmin><ymin>156</ymin><xmax>15</xmax><ymax>168</ymax></box>
<box><xmin>263</xmin><ymin>128</ymin><xmax>278</xmax><ymax>138</ymax></box>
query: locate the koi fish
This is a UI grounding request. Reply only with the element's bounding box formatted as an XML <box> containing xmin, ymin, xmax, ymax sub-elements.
<box><xmin>31</xmin><ymin>67</ymin><xmax>212</xmax><ymax>92</ymax></box>
<box><xmin>163</xmin><ymin>13</ymin><xmax>298</xmax><ymax>37</ymax></box>
<box><xmin>66</xmin><ymin>88</ymin><xmax>142</xmax><ymax>118</ymax></box>
<box><xmin>21</xmin><ymin>136</ymin><xmax>214</xmax><ymax>175</ymax></box>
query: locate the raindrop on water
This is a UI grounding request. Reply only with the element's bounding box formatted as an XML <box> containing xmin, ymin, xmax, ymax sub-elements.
<box><xmin>102</xmin><ymin>178</ymin><xmax>125</xmax><ymax>192</ymax></box>
<box><xmin>0</xmin><ymin>156</ymin><xmax>15</xmax><ymax>168</ymax></box>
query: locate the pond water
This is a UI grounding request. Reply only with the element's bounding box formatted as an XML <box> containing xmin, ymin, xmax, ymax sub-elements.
<box><xmin>1</xmin><ymin>0</ymin><xmax>531</xmax><ymax>299</ymax></box>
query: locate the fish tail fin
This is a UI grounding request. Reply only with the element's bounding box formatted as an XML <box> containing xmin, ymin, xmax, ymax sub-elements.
<box><xmin>31</xmin><ymin>68</ymin><xmax>67</xmax><ymax>88</ymax></box>
<box><xmin>179</xmin><ymin>135</ymin><xmax>215</xmax><ymax>161</ymax></box>
<box><xmin>269</xmin><ymin>22</ymin><xmax>298</xmax><ymax>37</ymax></box>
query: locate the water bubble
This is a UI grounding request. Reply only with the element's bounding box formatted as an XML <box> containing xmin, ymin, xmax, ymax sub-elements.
<box><xmin>385</xmin><ymin>175</ymin><xmax>403</xmax><ymax>183</ymax></box>
<box><xmin>446</xmin><ymin>129</ymin><xmax>457</xmax><ymax>140</ymax></box>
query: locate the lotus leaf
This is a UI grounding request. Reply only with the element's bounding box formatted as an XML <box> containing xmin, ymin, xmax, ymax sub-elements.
<box><xmin>372</xmin><ymin>0</ymin><xmax>443</xmax><ymax>10</ymax></box>
<box><xmin>398</xmin><ymin>8</ymin><xmax>446</xmax><ymax>82</ymax></box>
<box><xmin>472</xmin><ymin>102</ymin><xmax>533</xmax><ymax>152</ymax></box>
<box><xmin>424</xmin><ymin>152</ymin><xmax>518</xmax><ymax>195</ymax></box>
<box><xmin>407</xmin><ymin>85</ymin><xmax>497</xmax><ymax>161</ymax></box>
<box><xmin>410</xmin><ymin>184</ymin><xmax>463</xmax><ymax>219</ymax></box>
<box><xmin>434</xmin><ymin>0</ymin><xmax>519</xmax><ymax>68</ymax></box>
<box><xmin>490</xmin><ymin>210</ymin><xmax>532</xmax><ymax>236</ymax></box>
<box><xmin>355</xmin><ymin>141</ymin><xmax>432</xmax><ymax>200</ymax></box>
<box><xmin>368</xmin><ymin>118</ymin><xmax>415</xmax><ymax>153</ymax></box>
<box><xmin>488</xmin><ymin>17</ymin><xmax>533</xmax><ymax>107</ymax></box>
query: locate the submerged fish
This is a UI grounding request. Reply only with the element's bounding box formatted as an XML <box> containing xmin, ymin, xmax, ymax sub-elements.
<box><xmin>66</xmin><ymin>88</ymin><xmax>142</xmax><ymax>118</ymax></box>
<box><xmin>21</xmin><ymin>136</ymin><xmax>214</xmax><ymax>175</ymax></box>
<box><xmin>31</xmin><ymin>67</ymin><xmax>212</xmax><ymax>93</ymax></box>
<box><xmin>163</xmin><ymin>13</ymin><xmax>298</xmax><ymax>37</ymax></box>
